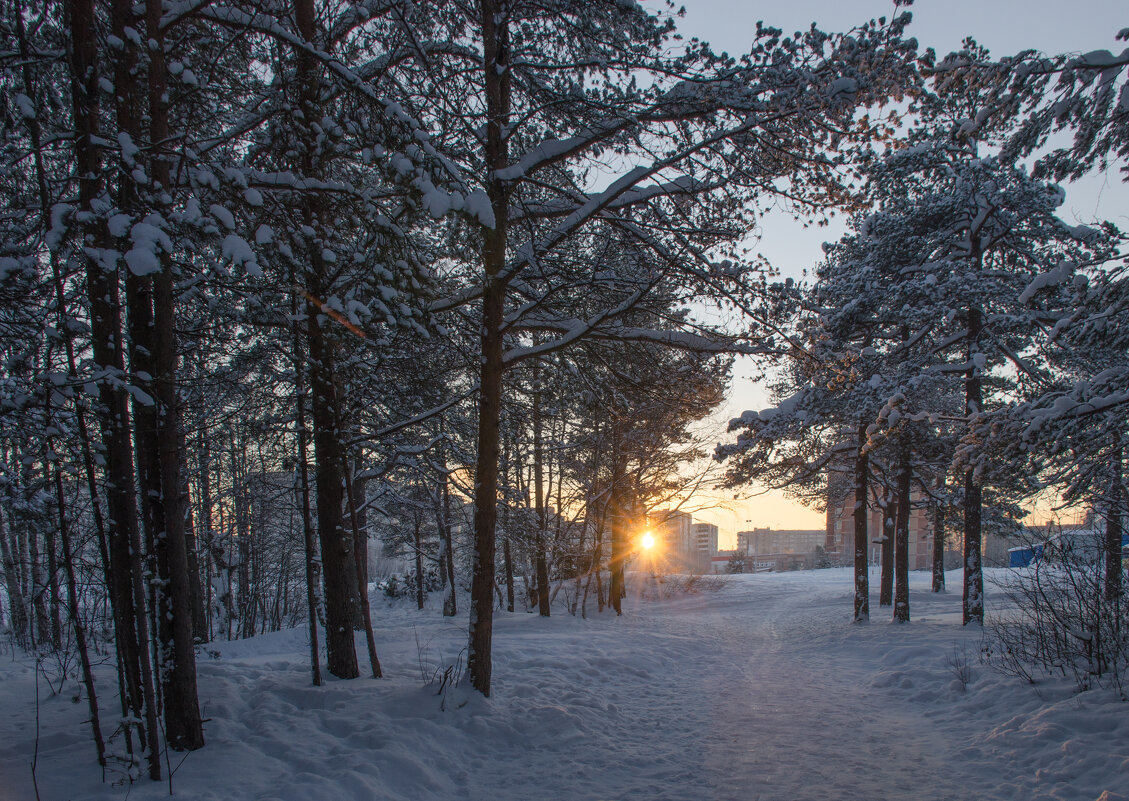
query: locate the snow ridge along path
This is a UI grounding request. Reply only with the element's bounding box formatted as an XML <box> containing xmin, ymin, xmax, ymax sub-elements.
<box><xmin>1</xmin><ymin>567</ymin><xmax>1126</xmax><ymax>801</ymax></box>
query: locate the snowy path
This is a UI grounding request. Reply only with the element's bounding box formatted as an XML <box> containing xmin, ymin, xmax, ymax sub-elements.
<box><xmin>2</xmin><ymin>568</ymin><xmax>1126</xmax><ymax>801</ymax></box>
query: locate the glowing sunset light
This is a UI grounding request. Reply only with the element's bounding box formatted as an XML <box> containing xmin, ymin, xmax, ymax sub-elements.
<box><xmin>640</xmin><ymin>531</ymin><xmax>655</xmax><ymax>550</ymax></box>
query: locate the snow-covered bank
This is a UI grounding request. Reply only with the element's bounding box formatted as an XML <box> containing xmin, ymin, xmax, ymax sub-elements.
<box><xmin>1</xmin><ymin>568</ymin><xmax>1126</xmax><ymax>801</ymax></box>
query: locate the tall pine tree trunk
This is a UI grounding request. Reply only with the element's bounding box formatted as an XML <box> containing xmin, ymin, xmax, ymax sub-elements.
<box><xmin>144</xmin><ymin>0</ymin><xmax>204</xmax><ymax>749</ymax></box>
<box><xmin>466</xmin><ymin>0</ymin><xmax>512</xmax><ymax>696</ymax></box>
<box><xmin>438</xmin><ymin>438</ymin><xmax>458</xmax><ymax>617</ymax></box>
<box><xmin>1105</xmin><ymin>434</ymin><xmax>1123</xmax><ymax>602</ymax></box>
<box><xmin>932</xmin><ymin>496</ymin><xmax>947</xmax><ymax>593</ymax></box>
<box><xmin>0</xmin><ymin>513</ymin><xmax>28</xmax><ymax>645</ymax></box>
<box><xmin>292</xmin><ymin>269</ymin><xmax>323</xmax><ymax>686</ymax></box>
<box><xmin>893</xmin><ymin>444</ymin><xmax>911</xmax><ymax>623</ymax></box>
<box><xmin>963</xmin><ymin>304</ymin><xmax>984</xmax><ymax>626</ymax></box>
<box><xmin>74</xmin><ymin>0</ymin><xmax>161</xmax><ymax>775</ymax></box>
<box><xmin>879</xmin><ymin>487</ymin><xmax>894</xmax><ymax>607</ymax></box>
<box><xmin>608</xmin><ymin>432</ymin><xmax>628</xmax><ymax>616</ymax></box>
<box><xmin>532</xmin><ymin>389</ymin><xmax>551</xmax><ymax>616</ymax></box>
<box><xmin>853</xmin><ymin>419</ymin><xmax>870</xmax><ymax>623</ymax></box>
<box><xmin>52</xmin><ymin>461</ymin><xmax>106</xmax><ymax>767</ymax></box>
<box><xmin>295</xmin><ymin>0</ymin><xmax>359</xmax><ymax>679</ymax></box>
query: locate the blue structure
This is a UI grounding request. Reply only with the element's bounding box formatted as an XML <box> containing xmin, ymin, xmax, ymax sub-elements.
<box><xmin>1009</xmin><ymin>530</ymin><xmax>1129</xmax><ymax>568</ymax></box>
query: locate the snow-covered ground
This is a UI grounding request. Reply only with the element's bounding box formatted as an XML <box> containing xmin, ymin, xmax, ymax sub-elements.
<box><xmin>2</xmin><ymin>568</ymin><xmax>1126</xmax><ymax>801</ymax></box>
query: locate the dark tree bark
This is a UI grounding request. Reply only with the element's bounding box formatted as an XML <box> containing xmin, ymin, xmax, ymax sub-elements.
<box><xmin>532</xmin><ymin>389</ymin><xmax>551</xmax><ymax>617</ymax></box>
<box><xmin>893</xmin><ymin>445</ymin><xmax>911</xmax><ymax>623</ymax></box>
<box><xmin>295</xmin><ymin>0</ymin><xmax>360</xmax><ymax>679</ymax></box>
<box><xmin>503</xmin><ymin>536</ymin><xmax>515</xmax><ymax>613</ymax></box>
<box><xmin>292</xmin><ymin>272</ymin><xmax>323</xmax><ymax>687</ymax></box>
<box><xmin>438</xmin><ymin>444</ymin><xmax>458</xmax><ymax>617</ymax></box>
<box><xmin>1105</xmin><ymin>434</ymin><xmax>1123</xmax><ymax>603</ymax></box>
<box><xmin>15</xmin><ymin>0</ymin><xmax>111</xmax><ymax>656</ymax></box>
<box><xmin>72</xmin><ymin>0</ymin><xmax>161</xmax><ymax>776</ymax></box>
<box><xmin>344</xmin><ymin>467</ymin><xmax>382</xmax><ymax>678</ymax></box>
<box><xmin>28</xmin><ymin>522</ymin><xmax>50</xmax><ymax>648</ymax></box>
<box><xmin>52</xmin><ymin>462</ymin><xmax>106</xmax><ymax>768</ymax></box>
<box><xmin>0</xmin><ymin>515</ymin><xmax>28</xmax><ymax>645</ymax></box>
<box><xmin>608</xmin><ymin>437</ymin><xmax>628</xmax><ymax>616</ymax></box>
<box><xmin>879</xmin><ymin>487</ymin><xmax>895</xmax><ymax>608</ymax></box>
<box><xmin>414</xmin><ymin>516</ymin><xmax>425</xmax><ymax>610</ymax></box>
<box><xmin>142</xmin><ymin>0</ymin><xmax>205</xmax><ymax>749</ymax></box>
<box><xmin>466</xmin><ymin>0</ymin><xmax>512</xmax><ymax>697</ymax></box>
<box><xmin>180</xmin><ymin>429</ymin><xmax>208</xmax><ymax>644</ymax></box>
<box><xmin>853</xmin><ymin>419</ymin><xmax>870</xmax><ymax>623</ymax></box>
<box><xmin>963</xmin><ymin>304</ymin><xmax>984</xmax><ymax>626</ymax></box>
<box><xmin>932</xmin><ymin>495</ymin><xmax>947</xmax><ymax>593</ymax></box>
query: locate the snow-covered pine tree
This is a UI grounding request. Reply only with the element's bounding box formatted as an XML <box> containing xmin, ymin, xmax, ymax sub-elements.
<box><xmin>374</xmin><ymin>0</ymin><xmax>917</xmax><ymax>695</ymax></box>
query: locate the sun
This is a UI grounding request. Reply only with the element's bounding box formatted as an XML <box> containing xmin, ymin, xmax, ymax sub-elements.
<box><xmin>640</xmin><ymin>531</ymin><xmax>655</xmax><ymax>550</ymax></box>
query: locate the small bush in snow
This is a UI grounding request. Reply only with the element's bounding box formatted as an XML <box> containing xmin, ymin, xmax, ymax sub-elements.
<box><xmin>983</xmin><ymin>539</ymin><xmax>1129</xmax><ymax>696</ymax></box>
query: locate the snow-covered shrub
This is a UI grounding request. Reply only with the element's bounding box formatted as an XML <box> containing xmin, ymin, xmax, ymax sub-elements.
<box><xmin>379</xmin><ymin>568</ymin><xmax>444</xmax><ymax>600</ymax></box>
<box><xmin>640</xmin><ymin>573</ymin><xmax>730</xmax><ymax>600</ymax></box>
<box><xmin>983</xmin><ymin>539</ymin><xmax>1129</xmax><ymax>696</ymax></box>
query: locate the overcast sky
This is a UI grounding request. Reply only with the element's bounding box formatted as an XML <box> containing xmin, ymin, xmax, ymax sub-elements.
<box><xmin>675</xmin><ymin>0</ymin><xmax>1129</xmax><ymax>540</ymax></box>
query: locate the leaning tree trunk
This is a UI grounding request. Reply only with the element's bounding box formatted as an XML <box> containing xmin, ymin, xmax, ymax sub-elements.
<box><xmin>853</xmin><ymin>418</ymin><xmax>870</xmax><ymax>623</ymax></box>
<box><xmin>963</xmin><ymin>304</ymin><xmax>984</xmax><ymax>626</ymax></box>
<box><xmin>52</xmin><ymin>461</ymin><xmax>106</xmax><ymax>768</ymax></box>
<box><xmin>893</xmin><ymin>444</ymin><xmax>912</xmax><ymax>623</ymax></box>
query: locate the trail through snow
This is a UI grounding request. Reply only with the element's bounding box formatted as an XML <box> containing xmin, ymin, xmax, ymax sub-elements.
<box><xmin>1</xmin><ymin>568</ymin><xmax>1126</xmax><ymax>801</ymax></box>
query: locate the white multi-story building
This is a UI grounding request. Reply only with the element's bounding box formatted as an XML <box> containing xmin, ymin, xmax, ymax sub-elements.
<box><xmin>692</xmin><ymin>522</ymin><xmax>719</xmax><ymax>556</ymax></box>
<box><xmin>657</xmin><ymin>510</ymin><xmax>694</xmax><ymax>556</ymax></box>
<box><xmin>653</xmin><ymin>511</ymin><xmax>718</xmax><ymax>573</ymax></box>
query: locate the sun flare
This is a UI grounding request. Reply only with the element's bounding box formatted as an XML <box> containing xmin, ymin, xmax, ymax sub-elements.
<box><xmin>640</xmin><ymin>531</ymin><xmax>655</xmax><ymax>550</ymax></box>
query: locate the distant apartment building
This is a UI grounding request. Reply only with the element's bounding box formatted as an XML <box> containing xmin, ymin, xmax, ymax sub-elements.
<box><xmin>823</xmin><ymin>477</ymin><xmax>1011</xmax><ymax>569</ymax></box>
<box><xmin>657</xmin><ymin>510</ymin><xmax>694</xmax><ymax>556</ymax></box>
<box><xmin>735</xmin><ymin>528</ymin><xmax>826</xmax><ymax>571</ymax></box>
<box><xmin>692</xmin><ymin>522</ymin><xmax>719</xmax><ymax>557</ymax></box>
<box><xmin>825</xmin><ymin>494</ymin><xmax>934</xmax><ymax>569</ymax></box>
<box><xmin>653</xmin><ymin>511</ymin><xmax>718</xmax><ymax>573</ymax></box>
